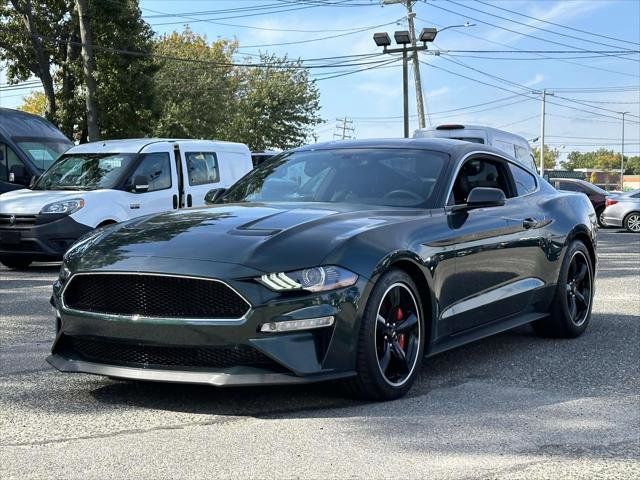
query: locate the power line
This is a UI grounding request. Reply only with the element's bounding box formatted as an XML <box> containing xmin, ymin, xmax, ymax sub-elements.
<box><xmin>472</xmin><ymin>0</ymin><xmax>639</xmax><ymax>47</ymax></box>
<box><xmin>415</xmin><ymin>15</ymin><xmax>639</xmax><ymax>78</ymax></box>
<box><xmin>437</xmin><ymin>0</ymin><xmax>639</xmax><ymax>63</ymax></box>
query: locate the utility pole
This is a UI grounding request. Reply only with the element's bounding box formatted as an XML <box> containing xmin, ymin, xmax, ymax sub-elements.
<box><xmin>620</xmin><ymin>111</ymin><xmax>628</xmax><ymax>189</ymax></box>
<box><xmin>334</xmin><ymin>117</ymin><xmax>355</xmax><ymax>140</ymax></box>
<box><xmin>406</xmin><ymin>2</ymin><xmax>426</xmax><ymax>129</ymax></box>
<box><xmin>76</xmin><ymin>0</ymin><xmax>100</xmax><ymax>141</ymax></box>
<box><xmin>539</xmin><ymin>89</ymin><xmax>553</xmax><ymax>176</ymax></box>
<box><xmin>382</xmin><ymin>0</ymin><xmax>427</xmax><ymax>130</ymax></box>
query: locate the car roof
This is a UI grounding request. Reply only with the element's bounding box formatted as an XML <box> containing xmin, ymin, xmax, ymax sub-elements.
<box><xmin>415</xmin><ymin>125</ymin><xmax>529</xmax><ymax>142</ymax></box>
<box><xmin>292</xmin><ymin>137</ymin><xmax>519</xmax><ymax>161</ymax></box>
<box><xmin>66</xmin><ymin>138</ymin><xmax>249</xmax><ymax>154</ymax></box>
<box><xmin>0</xmin><ymin>107</ymin><xmax>71</xmax><ymax>143</ymax></box>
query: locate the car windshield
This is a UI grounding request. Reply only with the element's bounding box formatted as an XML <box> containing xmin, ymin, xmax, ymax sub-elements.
<box><xmin>15</xmin><ymin>139</ymin><xmax>71</xmax><ymax>170</ymax></box>
<box><xmin>223</xmin><ymin>148</ymin><xmax>448</xmax><ymax>208</ymax></box>
<box><xmin>33</xmin><ymin>153</ymin><xmax>137</xmax><ymax>191</ymax></box>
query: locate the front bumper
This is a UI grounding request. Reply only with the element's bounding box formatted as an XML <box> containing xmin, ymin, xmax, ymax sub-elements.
<box><xmin>0</xmin><ymin>213</ymin><xmax>92</xmax><ymax>260</ymax></box>
<box><xmin>48</xmin><ymin>264</ymin><xmax>368</xmax><ymax>385</ymax></box>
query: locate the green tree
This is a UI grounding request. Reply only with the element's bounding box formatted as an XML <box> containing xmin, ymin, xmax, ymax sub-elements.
<box><xmin>229</xmin><ymin>53</ymin><xmax>322</xmax><ymax>150</ymax></box>
<box><xmin>531</xmin><ymin>145</ymin><xmax>559</xmax><ymax>170</ymax></box>
<box><xmin>0</xmin><ymin>0</ymin><xmax>69</xmax><ymax>120</ymax></box>
<box><xmin>1</xmin><ymin>0</ymin><xmax>156</xmax><ymax>141</ymax></box>
<box><xmin>152</xmin><ymin>28</ymin><xmax>237</xmax><ymax>139</ymax></box>
<box><xmin>625</xmin><ymin>156</ymin><xmax>640</xmax><ymax>175</ymax></box>
<box><xmin>151</xmin><ymin>30</ymin><xmax>322</xmax><ymax>150</ymax></box>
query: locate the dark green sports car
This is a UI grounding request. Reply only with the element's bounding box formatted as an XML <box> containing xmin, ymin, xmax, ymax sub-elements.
<box><xmin>48</xmin><ymin>139</ymin><xmax>597</xmax><ymax>400</ymax></box>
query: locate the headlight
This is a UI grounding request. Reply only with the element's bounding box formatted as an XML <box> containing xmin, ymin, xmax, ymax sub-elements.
<box><xmin>40</xmin><ymin>198</ymin><xmax>85</xmax><ymax>215</ymax></box>
<box><xmin>258</xmin><ymin>266</ymin><xmax>358</xmax><ymax>293</ymax></box>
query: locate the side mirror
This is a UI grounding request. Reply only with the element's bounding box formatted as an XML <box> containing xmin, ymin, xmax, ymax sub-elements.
<box><xmin>132</xmin><ymin>175</ymin><xmax>149</xmax><ymax>193</ymax></box>
<box><xmin>452</xmin><ymin>187</ymin><xmax>506</xmax><ymax>211</ymax></box>
<box><xmin>9</xmin><ymin>165</ymin><xmax>28</xmax><ymax>185</ymax></box>
<box><xmin>29</xmin><ymin>175</ymin><xmax>40</xmax><ymax>189</ymax></box>
<box><xmin>204</xmin><ymin>188</ymin><xmax>226</xmax><ymax>205</ymax></box>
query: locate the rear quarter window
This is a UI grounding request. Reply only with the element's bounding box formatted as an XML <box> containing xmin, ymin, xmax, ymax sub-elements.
<box><xmin>509</xmin><ymin>163</ymin><xmax>537</xmax><ymax>196</ymax></box>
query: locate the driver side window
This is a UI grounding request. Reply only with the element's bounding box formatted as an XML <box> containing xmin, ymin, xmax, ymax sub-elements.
<box><xmin>450</xmin><ymin>157</ymin><xmax>512</xmax><ymax>205</ymax></box>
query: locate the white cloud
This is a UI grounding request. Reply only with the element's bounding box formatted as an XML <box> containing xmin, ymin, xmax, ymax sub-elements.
<box><xmin>524</xmin><ymin>73</ymin><xmax>544</xmax><ymax>87</ymax></box>
<box><xmin>425</xmin><ymin>86</ymin><xmax>449</xmax><ymax>98</ymax></box>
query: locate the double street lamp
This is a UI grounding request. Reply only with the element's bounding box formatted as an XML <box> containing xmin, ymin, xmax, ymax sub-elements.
<box><xmin>373</xmin><ymin>23</ymin><xmax>473</xmax><ymax>138</ymax></box>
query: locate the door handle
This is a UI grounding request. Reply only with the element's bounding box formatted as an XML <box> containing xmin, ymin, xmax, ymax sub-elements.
<box><xmin>522</xmin><ymin>217</ymin><xmax>539</xmax><ymax>229</ymax></box>
<box><xmin>172</xmin><ymin>194</ymin><xmax>178</xmax><ymax>209</ymax></box>
<box><xmin>187</xmin><ymin>194</ymin><xmax>192</xmax><ymax>207</ymax></box>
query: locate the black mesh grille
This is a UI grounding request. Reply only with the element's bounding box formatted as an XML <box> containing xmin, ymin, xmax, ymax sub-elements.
<box><xmin>63</xmin><ymin>274</ymin><xmax>249</xmax><ymax>318</ymax></box>
<box><xmin>62</xmin><ymin>336</ymin><xmax>281</xmax><ymax>370</ymax></box>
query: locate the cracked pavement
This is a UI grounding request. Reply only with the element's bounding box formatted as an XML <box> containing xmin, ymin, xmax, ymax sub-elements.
<box><xmin>1</xmin><ymin>230</ymin><xmax>639</xmax><ymax>479</ymax></box>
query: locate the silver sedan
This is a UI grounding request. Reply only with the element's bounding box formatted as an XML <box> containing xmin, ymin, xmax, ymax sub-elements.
<box><xmin>602</xmin><ymin>189</ymin><xmax>640</xmax><ymax>232</ymax></box>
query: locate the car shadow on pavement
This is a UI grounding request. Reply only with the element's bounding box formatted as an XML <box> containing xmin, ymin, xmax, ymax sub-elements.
<box><xmin>83</xmin><ymin>311</ymin><xmax>639</xmax><ymax>419</ymax></box>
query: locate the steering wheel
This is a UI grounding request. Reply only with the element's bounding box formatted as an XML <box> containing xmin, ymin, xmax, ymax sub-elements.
<box><xmin>383</xmin><ymin>189</ymin><xmax>423</xmax><ymax>202</ymax></box>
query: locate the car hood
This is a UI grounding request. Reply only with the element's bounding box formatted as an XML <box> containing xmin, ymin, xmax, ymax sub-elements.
<box><xmin>69</xmin><ymin>203</ymin><xmax>429</xmax><ymax>272</ymax></box>
<box><xmin>0</xmin><ymin>188</ymin><xmax>85</xmax><ymax>214</ymax></box>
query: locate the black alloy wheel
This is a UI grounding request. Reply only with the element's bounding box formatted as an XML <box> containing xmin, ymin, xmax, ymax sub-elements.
<box><xmin>565</xmin><ymin>250</ymin><xmax>592</xmax><ymax>327</ymax></box>
<box><xmin>533</xmin><ymin>240</ymin><xmax>594</xmax><ymax>338</ymax></box>
<box><xmin>375</xmin><ymin>283</ymin><xmax>421</xmax><ymax>386</ymax></box>
<box><xmin>345</xmin><ymin>270</ymin><xmax>425</xmax><ymax>400</ymax></box>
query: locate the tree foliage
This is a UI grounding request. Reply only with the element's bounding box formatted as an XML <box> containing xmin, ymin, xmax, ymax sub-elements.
<box><xmin>18</xmin><ymin>90</ymin><xmax>47</xmax><ymax>116</ymax></box>
<box><xmin>560</xmin><ymin>148</ymin><xmax>635</xmax><ymax>172</ymax></box>
<box><xmin>3</xmin><ymin>6</ymin><xmax>322</xmax><ymax>149</ymax></box>
<box><xmin>2</xmin><ymin>0</ymin><xmax>156</xmax><ymax>141</ymax></box>
<box><xmin>152</xmin><ymin>29</ymin><xmax>237</xmax><ymax>140</ymax></box>
<box><xmin>228</xmin><ymin>54</ymin><xmax>322</xmax><ymax>150</ymax></box>
<box><xmin>531</xmin><ymin>145</ymin><xmax>559</xmax><ymax>170</ymax></box>
<box><xmin>152</xmin><ymin>31</ymin><xmax>322</xmax><ymax>150</ymax></box>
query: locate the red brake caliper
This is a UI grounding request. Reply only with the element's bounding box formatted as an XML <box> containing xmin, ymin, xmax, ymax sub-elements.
<box><xmin>396</xmin><ymin>307</ymin><xmax>406</xmax><ymax>350</ymax></box>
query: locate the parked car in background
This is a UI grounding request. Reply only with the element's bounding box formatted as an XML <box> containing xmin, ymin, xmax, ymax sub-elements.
<box><xmin>0</xmin><ymin>108</ymin><xmax>72</xmax><ymax>194</ymax></box>
<box><xmin>251</xmin><ymin>150</ymin><xmax>278</xmax><ymax>167</ymax></box>
<box><xmin>414</xmin><ymin>124</ymin><xmax>537</xmax><ymax>171</ymax></box>
<box><xmin>601</xmin><ymin>189</ymin><xmax>640</xmax><ymax>232</ymax></box>
<box><xmin>0</xmin><ymin>138</ymin><xmax>252</xmax><ymax>268</ymax></box>
<box><xmin>48</xmin><ymin>138</ymin><xmax>597</xmax><ymax>401</ymax></box>
<box><xmin>550</xmin><ymin>178</ymin><xmax>608</xmax><ymax>227</ymax></box>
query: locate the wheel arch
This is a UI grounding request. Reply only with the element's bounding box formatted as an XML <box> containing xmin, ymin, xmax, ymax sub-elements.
<box><xmin>385</xmin><ymin>257</ymin><xmax>435</xmax><ymax>347</ymax></box>
<box><xmin>567</xmin><ymin>227</ymin><xmax>596</xmax><ymax>273</ymax></box>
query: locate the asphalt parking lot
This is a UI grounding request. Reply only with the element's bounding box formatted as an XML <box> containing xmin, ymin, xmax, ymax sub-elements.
<box><xmin>1</xmin><ymin>230</ymin><xmax>638</xmax><ymax>479</ymax></box>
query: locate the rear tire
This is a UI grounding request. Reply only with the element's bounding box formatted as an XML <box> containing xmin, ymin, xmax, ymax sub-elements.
<box><xmin>623</xmin><ymin>212</ymin><xmax>640</xmax><ymax>233</ymax></box>
<box><xmin>0</xmin><ymin>257</ymin><xmax>33</xmax><ymax>269</ymax></box>
<box><xmin>344</xmin><ymin>270</ymin><xmax>425</xmax><ymax>401</ymax></box>
<box><xmin>533</xmin><ymin>240</ymin><xmax>593</xmax><ymax>338</ymax></box>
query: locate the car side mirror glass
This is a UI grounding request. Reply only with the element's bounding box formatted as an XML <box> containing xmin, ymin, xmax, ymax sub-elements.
<box><xmin>132</xmin><ymin>175</ymin><xmax>149</xmax><ymax>193</ymax></box>
<box><xmin>453</xmin><ymin>187</ymin><xmax>506</xmax><ymax>211</ymax></box>
<box><xmin>204</xmin><ymin>188</ymin><xmax>226</xmax><ymax>205</ymax></box>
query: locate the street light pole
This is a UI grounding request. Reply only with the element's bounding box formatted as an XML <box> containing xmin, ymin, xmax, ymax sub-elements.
<box><xmin>402</xmin><ymin>45</ymin><xmax>409</xmax><ymax>138</ymax></box>
<box><xmin>621</xmin><ymin>111</ymin><xmax>628</xmax><ymax>189</ymax></box>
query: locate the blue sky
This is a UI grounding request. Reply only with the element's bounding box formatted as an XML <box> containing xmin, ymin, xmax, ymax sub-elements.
<box><xmin>1</xmin><ymin>0</ymin><xmax>639</xmax><ymax>158</ymax></box>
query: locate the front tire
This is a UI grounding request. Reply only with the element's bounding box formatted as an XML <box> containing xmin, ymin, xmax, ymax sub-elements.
<box><xmin>345</xmin><ymin>270</ymin><xmax>425</xmax><ymax>400</ymax></box>
<box><xmin>623</xmin><ymin>212</ymin><xmax>640</xmax><ymax>233</ymax></box>
<box><xmin>533</xmin><ymin>240</ymin><xmax>594</xmax><ymax>338</ymax></box>
<box><xmin>0</xmin><ymin>257</ymin><xmax>33</xmax><ymax>269</ymax></box>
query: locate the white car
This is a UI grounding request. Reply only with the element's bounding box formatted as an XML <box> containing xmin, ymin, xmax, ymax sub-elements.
<box><xmin>414</xmin><ymin>124</ymin><xmax>537</xmax><ymax>171</ymax></box>
<box><xmin>0</xmin><ymin>138</ymin><xmax>252</xmax><ymax>268</ymax></box>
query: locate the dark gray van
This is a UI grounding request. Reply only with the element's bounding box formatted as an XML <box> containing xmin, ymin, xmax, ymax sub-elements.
<box><xmin>0</xmin><ymin>108</ymin><xmax>72</xmax><ymax>194</ymax></box>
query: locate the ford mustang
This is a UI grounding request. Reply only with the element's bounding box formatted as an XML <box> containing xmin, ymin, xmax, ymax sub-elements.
<box><xmin>48</xmin><ymin>139</ymin><xmax>597</xmax><ymax>400</ymax></box>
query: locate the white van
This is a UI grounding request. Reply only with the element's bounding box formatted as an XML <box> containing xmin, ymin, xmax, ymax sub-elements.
<box><xmin>414</xmin><ymin>124</ymin><xmax>537</xmax><ymax>171</ymax></box>
<box><xmin>0</xmin><ymin>138</ymin><xmax>252</xmax><ymax>268</ymax></box>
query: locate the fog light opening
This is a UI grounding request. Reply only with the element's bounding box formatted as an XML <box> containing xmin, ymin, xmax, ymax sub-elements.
<box><xmin>260</xmin><ymin>316</ymin><xmax>335</xmax><ymax>333</ymax></box>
